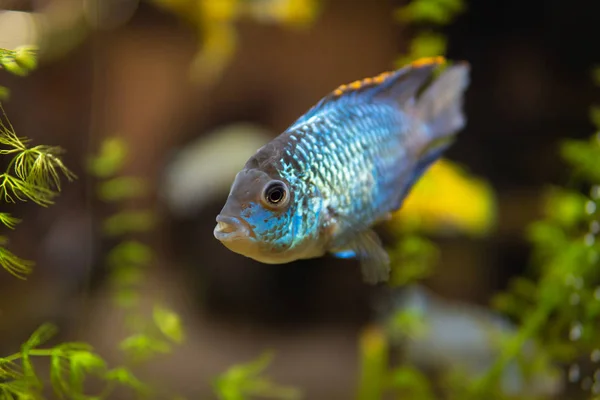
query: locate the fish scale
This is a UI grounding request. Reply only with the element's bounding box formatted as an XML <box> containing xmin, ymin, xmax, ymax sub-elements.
<box><xmin>276</xmin><ymin>102</ymin><xmax>415</xmax><ymax>244</ymax></box>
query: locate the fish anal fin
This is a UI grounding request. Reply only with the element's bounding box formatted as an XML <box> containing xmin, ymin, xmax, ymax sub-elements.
<box><xmin>331</xmin><ymin>229</ymin><xmax>390</xmax><ymax>285</ymax></box>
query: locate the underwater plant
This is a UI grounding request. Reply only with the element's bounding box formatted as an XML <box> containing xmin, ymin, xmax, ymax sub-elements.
<box><xmin>0</xmin><ymin>46</ymin><xmax>153</xmax><ymax>400</ymax></box>
<box><xmin>0</xmin><ymin>45</ymin><xmax>74</xmax><ymax>279</ymax></box>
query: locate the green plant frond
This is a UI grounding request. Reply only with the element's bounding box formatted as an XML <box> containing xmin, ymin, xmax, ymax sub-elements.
<box><xmin>0</xmin><ymin>46</ymin><xmax>38</xmax><ymax>77</ymax></box>
<box><xmin>0</xmin><ymin>358</ymin><xmax>24</xmax><ymax>380</ymax></box>
<box><xmin>0</xmin><ymin>323</ymin><xmax>158</xmax><ymax>399</ymax></box>
<box><xmin>104</xmin><ymin>367</ymin><xmax>153</xmax><ymax>395</ymax></box>
<box><xmin>107</xmin><ymin>240</ymin><xmax>154</xmax><ymax>269</ymax></box>
<box><xmin>97</xmin><ymin>176</ymin><xmax>148</xmax><ymax>202</ymax></box>
<box><xmin>214</xmin><ymin>352</ymin><xmax>302</xmax><ymax>400</ymax></box>
<box><xmin>102</xmin><ymin>210</ymin><xmax>157</xmax><ymax>237</ymax></box>
<box><xmin>0</xmin><ymin>86</ymin><xmax>9</xmax><ymax>101</ymax></box>
<box><xmin>9</xmin><ymin>145</ymin><xmax>77</xmax><ymax>192</ymax></box>
<box><xmin>0</xmin><ymin>103</ymin><xmax>25</xmax><ymax>148</ymax></box>
<box><xmin>0</xmin><ymin>213</ymin><xmax>21</xmax><ymax>229</ymax></box>
<box><xmin>0</xmin><ymin>105</ymin><xmax>76</xmax><ymax>208</ymax></box>
<box><xmin>0</xmin><ymin>173</ymin><xmax>56</xmax><ymax>207</ymax></box>
<box><xmin>153</xmin><ymin>305</ymin><xmax>185</xmax><ymax>344</ymax></box>
<box><xmin>119</xmin><ymin>333</ymin><xmax>172</xmax><ymax>361</ymax></box>
<box><xmin>0</xmin><ymin>240</ymin><xmax>34</xmax><ymax>279</ymax></box>
<box><xmin>87</xmin><ymin>137</ymin><xmax>128</xmax><ymax>178</ymax></box>
<box><xmin>22</xmin><ymin>324</ymin><xmax>59</xmax><ymax>350</ymax></box>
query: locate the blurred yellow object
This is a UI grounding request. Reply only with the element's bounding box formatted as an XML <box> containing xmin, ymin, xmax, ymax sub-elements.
<box><xmin>391</xmin><ymin>159</ymin><xmax>496</xmax><ymax>237</ymax></box>
<box><xmin>246</xmin><ymin>0</ymin><xmax>320</xmax><ymax>27</ymax></box>
<box><xmin>150</xmin><ymin>0</ymin><xmax>320</xmax><ymax>84</ymax></box>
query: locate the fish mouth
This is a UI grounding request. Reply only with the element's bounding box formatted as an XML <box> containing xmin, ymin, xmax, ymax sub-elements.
<box><xmin>213</xmin><ymin>215</ymin><xmax>254</xmax><ymax>241</ymax></box>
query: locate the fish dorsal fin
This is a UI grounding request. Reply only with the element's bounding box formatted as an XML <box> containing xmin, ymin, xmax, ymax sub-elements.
<box><xmin>289</xmin><ymin>56</ymin><xmax>446</xmax><ymax>129</ymax></box>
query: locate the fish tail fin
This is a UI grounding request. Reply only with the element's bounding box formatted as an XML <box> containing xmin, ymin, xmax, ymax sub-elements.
<box><xmin>414</xmin><ymin>62</ymin><xmax>471</xmax><ymax>144</ymax></box>
<box><xmin>389</xmin><ymin>62</ymin><xmax>470</xmax><ymax>211</ymax></box>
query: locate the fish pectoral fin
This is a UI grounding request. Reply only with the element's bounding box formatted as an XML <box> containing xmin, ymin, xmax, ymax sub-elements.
<box><xmin>332</xmin><ymin>229</ymin><xmax>390</xmax><ymax>285</ymax></box>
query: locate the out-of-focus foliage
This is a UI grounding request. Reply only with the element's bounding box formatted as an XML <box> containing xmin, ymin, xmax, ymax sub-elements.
<box><xmin>150</xmin><ymin>0</ymin><xmax>321</xmax><ymax>84</ymax></box>
<box><xmin>480</xmin><ymin>73</ymin><xmax>600</xmax><ymax>399</ymax></box>
<box><xmin>0</xmin><ymin>324</ymin><xmax>151</xmax><ymax>399</ymax></box>
<box><xmin>214</xmin><ymin>352</ymin><xmax>302</xmax><ymax>400</ymax></box>
<box><xmin>0</xmin><ymin>46</ymin><xmax>38</xmax><ymax>77</ymax></box>
<box><xmin>0</xmin><ymin>47</ymin><xmax>151</xmax><ymax>400</ymax></box>
<box><xmin>89</xmin><ymin>137</ymin><xmax>186</xmax><ymax>379</ymax></box>
<box><xmin>395</xmin><ymin>0</ymin><xmax>465</xmax><ymax>66</ymax></box>
<box><xmin>0</xmin><ymin>46</ymin><xmax>75</xmax><ymax>279</ymax></box>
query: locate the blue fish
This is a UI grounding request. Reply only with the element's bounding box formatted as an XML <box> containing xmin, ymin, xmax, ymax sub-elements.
<box><xmin>214</xmin><ymin>57</ymin><xmax>470</xmax><ymax>284</ymax></box>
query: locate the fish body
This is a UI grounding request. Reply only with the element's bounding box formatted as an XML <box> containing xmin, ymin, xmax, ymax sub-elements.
<box><xmin>214</xmin><ymin>57</ymin><xmax>470</xmax><ymax>284</ymax></box>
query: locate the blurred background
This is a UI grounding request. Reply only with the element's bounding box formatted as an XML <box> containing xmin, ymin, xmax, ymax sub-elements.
<box><xmin>0</xmin><ymin>0</ymin><xmax>599</xmax><ymax>398</ymax></box>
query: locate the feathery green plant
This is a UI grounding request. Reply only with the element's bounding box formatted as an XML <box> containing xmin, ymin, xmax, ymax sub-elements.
<box><xmin>0</xmin><ymin>324</ymin><xmax>150</xmax><ymax>399</ymax></box>
<box><xmin>476</xmin><ymin>67</ymin><xmax>600</xmax><ymax>399</ymax></box>
<box><xmin>88</xmin><ymin>136</ymin><xmax>186</xmax><ymax>397</ymax></box>
<box><xmin>214</xmin><ymin>352</ymin><xmax>302</xmax><ymax>400</ymax></box>
<box><xmin>0</xmin><ymin>46</ymin><xmax>75</xmax><ymax>279</ymax></box>
<box><xmin>0</xmin><ymin>45</ymin><xmax>152</xmax><ymax>400</ymax></box>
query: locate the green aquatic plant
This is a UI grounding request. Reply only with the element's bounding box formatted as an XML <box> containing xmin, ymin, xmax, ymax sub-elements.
<box><xmin>214</xmin><ymin>352</ymin><xmax>302</xmax><ymax>400</ymax></box>
<box><xmin>0</xmin><ymin>324</ymin><xmax>150</xmax><ymax>399</ymax></box>
<box><xmin>0</xmin><ymin>46</ymin><xmax>38</xmax><ymax>77</ymax></box>
<box><xmin>88</xmin><ymin>136</ymin><xmax>186</xmax><ymax>394</ymax></box>
<box><xmin>0</xmin><ymin>46</ymin><xmax>152</xmax><ymax>400</ymax></box>
<box><xmin>395</xmin><ymin>0</ymin><xmax>465</xmax><ymax>66</ymax></box>
<box><xmin>0</xmin><ymin>46</ymin><xmax>75</xmax><ymax>279</ymax></box>
<box><xmin>477</xmin><ymin>66</ymin><xmax>600</xmax><ymax>399</ymax></box>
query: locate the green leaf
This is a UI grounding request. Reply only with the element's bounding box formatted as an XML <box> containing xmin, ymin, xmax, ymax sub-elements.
<box><xmin>107</xmin><ymin>240</ymin><xmax>154</xmax><ymax>268</ymax></box>
<box><xmin>389</xmin><ymin>365</ymin><xmax>436</xmax><ymax>400</ymax></box>
<box><xmin>542</xmin><ymin>188</ymin><xmax>587</xmax><ymax>227</ymax></box>
<box><xmin>0</xmin><ymin>241</ymin><xmax>34</xmax><ymax>279</ymax></box>
<box><xmin>0</xmin><ymin>86</ymin><xmax>9</xmax><ymax>101</ymax></box>
<box><xmin>390</xmin><ymin>234</ymin><xmax>439</xmax><ymax>286</ymax></box>
<box><xmin>0</xmin><ymin>213</ymin><xmax>20</xmax><ymax>229</ymax></box>
<box><xmin>119</xmin><ymin>333</ymin><xmax>172</xmax><ymax>361</ymax></box>
<box><xmin>397</xmin><ymin>32</ymin><xmax>447</xmax><ymax>66</ymax></box>
<box><xmin>386</xmin><ymin>307</ymin><xmax>428</xmax><ymax>341</ymax></box>
<box><xmin>0</xmin><ymin>173</ymin><xmax>57</xmax><ymax>207</ymax></box>
<box><xmin>109</xmin><ymin>265</ymin><xmax>144</xmax><ymax>286</ymax></box>
<box><xmin>214</xmin><ymin>352</ymin><xmax>302</xmax><ymax>400</ymax></box>
<box><xmin>0</xmin><ymin>56</ymin><xmax>28</xmax><ymax>76</ymax></box>
<box><xmin>105</xmin><ymin>367</ymin><xmax>152</xmax><ymax>395</ymax></box>
<box><xmin>22</xmin><ymin>324</ymin><xmax>58</xmax><ymax>350</ymax></box>
<box><xmin>102</xmin><ymin>210</ymin><xmax>156</xmax><ymax>237</ymax></box>
<box><xmin>560</xmin><ymin>139</ymin><xmax>600</xmax><ymax>181</ymax></box>
<box><xmin>357</xmin><ymin>326</ymin><xmax>388</xmax><ymax>400</ymax></box>
<box><xmin>11</xmin><ymin>145</ymin><xmax>76</xmax><ymax>191</ymax></box>
<box><xmin>97</xmin><ymin>176</ymin><xmax>148</xmax><ymax>202</ymax></box>
<box><xmin>87</xmin><ymin>137</ymin><xmax>128</xmax><ymax>178</ymax></box>
<box><xmin>153</xmin><ymin>305</ymin><xmax>185</xmax><ymax>344</ymax></box>
<box><xmin>396</xmin><ymin>0</ymin><xmax>458</xmax><ymax>25</ymax></box>
<box><xmin>13</xmin><ymin>46</ymin><xmax>38</xmax><ymax>72</ymax></box>
<box><xmin>112</xmin><ymin>287</ymin><xmax>140</xmax><ymax>308</ymax></box>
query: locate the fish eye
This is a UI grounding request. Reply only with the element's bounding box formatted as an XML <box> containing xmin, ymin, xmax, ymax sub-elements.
<box><xmin>262</xmin><ymin>180</ymin><xmax>288</xmax><ymax>207</ymax></box>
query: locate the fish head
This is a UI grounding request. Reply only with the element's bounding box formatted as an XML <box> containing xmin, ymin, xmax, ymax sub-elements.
<box><xmin>214</xmin><ymin>168</ymin><xmax>298</xmax><ymax>263</ymax></box>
